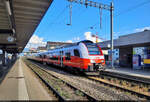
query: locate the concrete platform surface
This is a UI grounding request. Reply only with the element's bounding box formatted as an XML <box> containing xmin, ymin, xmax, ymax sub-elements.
<box><xmin>0</xmin><ymin>58</ymin><xmax>54</xmax><ymax>100</ymax></box>
<box><xmin>106</xmin><ymin>67</ymin><xmax>150</xmax><ymax>79</ymax></box>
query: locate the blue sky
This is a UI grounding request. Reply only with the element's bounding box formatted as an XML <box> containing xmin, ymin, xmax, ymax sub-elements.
<box><xmin>31</xmin><ymin>0</ymin><xmax>150</xmax><ymax>44</ymax></box>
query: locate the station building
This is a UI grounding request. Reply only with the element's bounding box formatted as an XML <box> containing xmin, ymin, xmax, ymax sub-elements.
<box><xmin>37</xmin><ymin>46</ymin><xmax>47</xmax><ymax>52</ymax></box>
<box><xmin>99</xmin><ymin>30</ymin><xmax>150</xmax><ymax>69</ymax></box>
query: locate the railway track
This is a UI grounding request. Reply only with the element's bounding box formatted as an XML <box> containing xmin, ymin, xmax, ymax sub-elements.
<box><xmin>86</xmin><ymin>74</ymin><xmax>150</xmax><ymax>100</ymax></box>
<box><xmin>26</xmin><ymin>58</ymin><xmax>149</xmax><ymax>100</ymax></box>
<box><xmin>99</xmin><ymin>70</ymin><xmax>150</xmax><ymax>85</ymax></box>
<box><xmin>24</xmin><ymin>59</ymin><xmax>97</xmax><ymax>101</ymax></box>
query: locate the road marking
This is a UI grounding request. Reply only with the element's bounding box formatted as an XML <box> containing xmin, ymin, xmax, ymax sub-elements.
<box><xmin>18</xmin><ymin>59</ymin><xmax>29</xmax><ymax>100</ymax></box>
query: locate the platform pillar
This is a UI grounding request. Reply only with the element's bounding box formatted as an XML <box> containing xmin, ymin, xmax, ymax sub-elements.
<box><xmin>12</xmin><ymin>53</ymin><xmax>17</xmax><ymax>61</ymax></box>
<box><xmin>2</xmin><ymin>50</ymin><xmax>6</xmax><ymax>66</ymax></box>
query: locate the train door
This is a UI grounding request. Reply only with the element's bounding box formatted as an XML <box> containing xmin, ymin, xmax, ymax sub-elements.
<box><xmin>60</xmin><ymin>51</ymin><xmax>63</xmax><ymax>67</ymax></box>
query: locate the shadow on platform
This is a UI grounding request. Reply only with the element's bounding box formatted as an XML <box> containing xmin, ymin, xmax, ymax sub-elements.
<box><xmin>0</xmin><ymin>59</ymin><xmax>17</xmax><ymax>84</ymax></box>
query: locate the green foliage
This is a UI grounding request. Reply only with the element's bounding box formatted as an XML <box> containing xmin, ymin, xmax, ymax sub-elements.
<box><xmin>75</xmin><ymin>90</ymin><xmax>84</xmax><ymax>96</ymax></box>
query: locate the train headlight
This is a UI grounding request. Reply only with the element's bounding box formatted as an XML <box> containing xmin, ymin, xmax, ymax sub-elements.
<box><xmin>101</xmin><ymin>60</ymin><xmax>104</xmax><ymax>63</ymax></box>
<box><xmin>90</xmin><ymin>59</ymin><xmax>95</xmax><ymax>63</ymax></box>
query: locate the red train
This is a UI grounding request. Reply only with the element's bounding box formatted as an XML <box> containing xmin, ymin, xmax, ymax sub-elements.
<box><xmin>28</xmin><ymin>40</ymin><xmax>105</xmax><ymax>72</ymax></box>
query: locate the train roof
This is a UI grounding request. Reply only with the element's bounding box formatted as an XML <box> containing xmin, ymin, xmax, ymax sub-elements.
<box><xmin>36</xmin><ymin>40</ymin><xmax>95</xmax><ymax>55</ymax></box>
<box><xmin>52</xmin><ymin>40</ymin><xmax>94</xmax><ymax>50</ymax></box>
<box><xmin>79</xmin><ymin>40</ymin><xmax>94</xmax><ymax>44</ymax></box>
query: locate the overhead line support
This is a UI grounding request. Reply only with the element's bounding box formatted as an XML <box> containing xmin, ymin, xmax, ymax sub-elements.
<box><xmin>68</xmin><ymin>0</ymin><xmax>111</xmax><ymax>10</ymax></box>
<box><xmin>67</xmin><ymin>0</ymin><xmax>114</xmax><ymax>69</ymax></box>
<box><xmin>69</xmin><ymin>2</ymin><xmax>72</xmax><ymax>25</ymax></box>
<box><xmin>110</xmin><ymin>2</ymin><xmax>114</xmax><ymax>68</ymax></box>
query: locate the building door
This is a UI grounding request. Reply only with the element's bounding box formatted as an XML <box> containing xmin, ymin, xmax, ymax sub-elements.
<box><xmin>119</xmin><ymin>47</ymin><xmax>133</xmax><ymax>68</ymax></box>
<box><xmin>127</xmin><ymin>54</ymin><xmax>133</xmax><ymax>68</ymax></box>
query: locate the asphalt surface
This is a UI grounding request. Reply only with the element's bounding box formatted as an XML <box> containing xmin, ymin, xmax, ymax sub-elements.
<box><xmin>0</xmin><ymin>58</ymin><xmax>54</xmax><ymax>100</ymax></box>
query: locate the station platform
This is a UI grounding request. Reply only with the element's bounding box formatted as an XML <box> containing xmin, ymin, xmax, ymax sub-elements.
<box><xmin>105</xmin><ymin>67</ymin><xmax>150</xmax><ymax>79</ymax></box>
<box><xmin>0</xmin><ymin>58</ymin><xmax>54</xmax><ymax>100</ymax></box>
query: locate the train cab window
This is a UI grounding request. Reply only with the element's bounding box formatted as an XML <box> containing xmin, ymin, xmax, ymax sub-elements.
<box><xmin>65</xmin><ymin>52</ymin><xmax>71</xmax><ymax>60</ymax></box>
<box><xmin>85</xmin><ymin>43</ymin><xmax>101</xmax><ymax>55</ymax></box>
<box><xmin>74</xmin><ymin>49</ymin><xmax>80</xmax><ymax>57</ymax></box>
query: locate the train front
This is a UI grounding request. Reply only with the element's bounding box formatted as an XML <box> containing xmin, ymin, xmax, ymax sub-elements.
<box><xmin>79</xmin><ymin>40</ymin><xmax>105</xmax><ymax>71</ymax></box>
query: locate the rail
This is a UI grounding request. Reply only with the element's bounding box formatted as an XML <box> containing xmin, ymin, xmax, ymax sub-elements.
<box><xmin>24</xmin><ymin>59</ymin><xmax>97</xmax><ymax>101</ymax></box>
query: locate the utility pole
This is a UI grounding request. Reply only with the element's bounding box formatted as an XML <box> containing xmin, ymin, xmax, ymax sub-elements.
<box><xmin>67</xmin><ymin>0</ymin><xmax>114</xmax><ymax>68</ymax></box>
<box><xmin>110</xmin><ymin>2</ymin><xmax>114</xmax><ymax>68</ymax></box>
<box><xmin>69</xmin><ymin>3</ymin><xmax>72</xmax><ymax>25</ymax></box>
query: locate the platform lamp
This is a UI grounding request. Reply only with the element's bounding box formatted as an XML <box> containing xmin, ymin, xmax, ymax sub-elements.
<box><xmin>7</xmin><ymin>36</ymin><xmax>14</xmax><ymax>42</ymax></box>
<box><xmin>7</xmin><ymin>28</ymin><xmax>16</xmax><ymax>42</ymax></box>
<box><xmin>5</xmin><ymin>0</ymin><xmax>16</xmax><ymax>38</ymax></box>
<box><xmin>5</xmin><ymin>0</ymin><xmax>11</xmax><ymax>16</ymax></box>
<box><xmin>107</xmin><ymin>44</ymin><xmax>110</xmax><ymax>48</ymax></box>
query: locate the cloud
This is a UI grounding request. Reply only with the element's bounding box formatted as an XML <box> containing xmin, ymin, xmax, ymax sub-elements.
<box><xmin>66</xmin><ymin>40</ymin><xmax>73</xmax><ymax>43</ymax></box>
<box><xmin>113</xmin><ymin>32</ymin><xmax>120</xmax><ymax>39</ymax></box>
<box><xmin>73</xmin><ymin>37</ymin><xmax>80</xmax><ymax>41</ymax></box>
<box><xmin>135</xmin><ymin>26</ymin><xmax>150</xmax><ymax>32</ymax></box>
<box><xmin>29</xmin><ymin>35</ymin><xmax>45</xmax><ymax>44</ymax></box>
<box><xmin>66</xmin><ymin>37</ymin><xmax>80</xmax><ymax>43</ymax></box>
<box><xmin>66</xmin><ymin>32</ymin><xmax>106</xmax><ymax>44</ymax></box>
<box><xmin>84</xmin><ymin>32</ymin><xmax>102</xmax><ymax>43</ymax></box>
<box><xmin>25</xmin><ymin>35</ymin><xmax>46</xmax><ymax>48</ymax></box>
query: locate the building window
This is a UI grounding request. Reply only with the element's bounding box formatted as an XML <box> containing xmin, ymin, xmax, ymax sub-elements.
<box><xmin>74</xmin><ymin>49</ymin><xmax>80</xmax><ymax>57</ymax></box>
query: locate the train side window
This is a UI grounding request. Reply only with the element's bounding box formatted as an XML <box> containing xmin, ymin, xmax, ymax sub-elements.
<box><xmin>43</xmin><ymin>55</ymin><xmax>46</xmax><ymax>58</ymax></box>
<box><xmin>65</xmin><ymin>52</ymin><xmax>71</xmax><ymax>60</ymax></box>
<box><xmin>74</xmin><ymin>49</ymin><xmax>80</xmax><ymax>57</ymax></box>
<box><xmin>39</xmin><ymin>55</ymin><xmax>42</xmax><ymax>58</ymax></box>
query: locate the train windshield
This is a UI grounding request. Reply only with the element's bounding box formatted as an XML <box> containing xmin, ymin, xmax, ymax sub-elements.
<box><xmin>84</xmin><ymin>43</ymin><xmax>101</xmax><ymax>55</ymax></box>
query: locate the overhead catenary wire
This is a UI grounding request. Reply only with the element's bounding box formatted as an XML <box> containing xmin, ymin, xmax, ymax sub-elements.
<box><xmin>92</xmin><ymin>0</ymin><xmax>150</xmax><ymax>28</ymax></box>
<box><xmin>50</xmin><ymin>0</ymin><xmax>88</xmax><ymax>27</ymax></box>
<box><xmin>68</xmin><ymin>0</ymin><xmax>150</xmax><ymax>42</ymax></box>
<box><xmin>99</xmin><ymin>7</ymin><xmax>102</xmax><ymax>29</ymax></box>
<box><xmin>115</xmin><ymin>0</ymin><xmax>150</xmax><ymax>16</ymax></box>
<box><xmin>50</xmin><ymin>2</ymin><xmax>87</xmax><ymax>27</ymax></box>
<box><xmin>65</xmin><ymin>0</ymin><xmax>113</xmax><ymax>43</ymax></box>
<box><xmin>41</xmin><ymin>0</ymin><xmax>150</xmax><ymax>43</ymax></box>
<box><xmin>40</xmin><ymin>0</ymin><xmax>70</xmax><ymax>42</ymax></box>
<box><xmin>68</xmin><ymin>2</ymin><xmax>72</xmax><ymax>25</ymax></box>
<box><xmin>48</xmin><ymin>5</ymin><xmax>69</xmax><ymax>28</ymax></box>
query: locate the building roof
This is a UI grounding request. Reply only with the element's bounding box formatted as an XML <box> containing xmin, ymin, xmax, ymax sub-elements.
<box><xmin>0</xmin><ymin>0</ymin><xmax>53</xmax><ymax>53</ymax></box>
<box><xmin>47</xmin><ymin>41</ymin><xmax>72</xmax><ymax>45</ymax></box>
<box><xmin>99</xmin><ymin>30</ymin><xmax>150</xmax><ymax>49</ymax></box>
<box><xmin>37</xmin><ymin>46</ymin><xmax>46</xmax><ymax>51</ymax></box>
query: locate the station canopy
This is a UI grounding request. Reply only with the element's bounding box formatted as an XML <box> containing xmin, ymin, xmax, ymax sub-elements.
<box><xmin>0</xmin><ymin>0</ymin><xmax>53</xmax><ymax>53</ymax></box>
